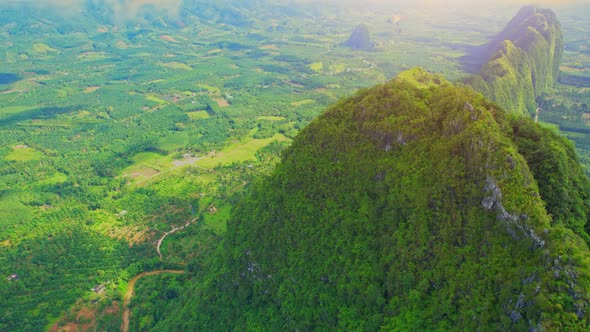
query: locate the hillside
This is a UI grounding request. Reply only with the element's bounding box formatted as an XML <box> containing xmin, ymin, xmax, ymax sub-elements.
<box><xmin>155</xmin><ymin>69</ymin><xmax>590</xmax><ymax>330</ymax></box>
<box><xmin>466</xmin><ymin>6</ymin><xmax>563</xmax><ymax>116</ymax></box>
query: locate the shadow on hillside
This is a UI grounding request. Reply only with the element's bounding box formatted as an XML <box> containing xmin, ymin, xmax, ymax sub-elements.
<box><xmin>0</xmin><ymin>106</ymin><xmax>80</xmax><ymax>127</ymax></box>
<box><xmin>0</xmin><ymin>73</ymin><xmax>21</xmax><ymax>85</ymax></box>
<box><xmin>456</xmin><ymin>43</ymin><xmax>493</xmax><ymax>74</ymax></box>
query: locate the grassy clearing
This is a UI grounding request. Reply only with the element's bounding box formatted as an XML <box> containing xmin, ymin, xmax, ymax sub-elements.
<box><xmin>37</xmin><ymin>172</ymin><xmax>68</xmax><ymax>186</ymax></box>
<box><xmin>145</xmin><ymin>94</ymin><xmax>168</xmax><ymax>105</ymax></box>
<box><xmin>32</xmin><ymin>43</ymin><xmax>58</xmax><ymax>53</ymax></box>
<box><xmin>202</xmin><ymin>205</ymin><xmax>230</xmax><ymax>235</ymax></box>
<box><xmin>195</xmin><ymin>134</ymin><xmax>288</xmax><ymax>168</ymax></box>
<box><xmin>161</xmin><ymin>62</ymin><xmax>193</xmax><ymax>71</ymax></box>
<box><xmin>5</xmin><ymin>146</ymin><xmax>43</xmax><ymax>162</ymax></box>
<box><xmin>187</xmin><ymin>111</ymin><xmax>210</xmax><ymax>120</ymax></box>
<box><xmin>84</xmin><ymin>86</ymin><xmax>101</xmax><ymax>93</ymax></box>
<box><xmin>157</xmin><ymin>132</ymin><xmax>189</xmax><ymax>152</ymax></box>
<box><xmin>309</xmin><ymin>62</ymin><xmax>324</xmax><ymax>73</ymax></box>
<box><xmin>196</xmin><ymin>84</ymin><xmax>220</xmax><ymax>94</ymax></box>
<box><xmin>214</xmin><ymin>98</ymin><xmax>230</xmax><ymax>107</ymax></box>
<box><xmin>291</xmin><ymin>99</ymin><xmax>316</xmax><ymax>107</ymax></box>
<box><xmin>121</xmin><ymin>152</ymin><xmax>173</xmax><ymax>179</ymax></box>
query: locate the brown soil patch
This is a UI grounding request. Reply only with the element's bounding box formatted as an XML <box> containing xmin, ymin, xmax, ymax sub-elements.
<box><xmin>84</xmin><ymin>86</ymin><xmax>100</xmax><ymax>93</ymax></box>
<box><xmin>583</xmin><ymin>113</ymin><xmax>590</xmax><ymax>121</ymax></box>
<box><xmin>50</xmin><ymin>301</ymin><xmax>121</xmax><ymax>332</ymax></box>
<box><xmin>106</xmin><ymin>226</ymin><xmax>155</xmax><ymax>246</ymax></box>
<box><xmin>160</xmin><ymin>35</ymin><xmax>179</xmax><ymax>43</ymax></box>
<box><xmin>13</xmin><ymin>144</ymin><xmax>28</xmax><ymax>149</ymax></box>
<box><xmin>104</xmin><ymin>302</ymin><xmax>120</xmax><ymax>315</ymax></box>
<box><xmin>214</xmin><ymin>98</ymin><xmax>230</xmax><ymax>107</ymax></box>
<box><xmin>260</xmin><ymin>44</ymin><xmax>279</xmax><ymax>50</ymax></box>
<box><xmin>115</xmin><ymin>41</ymin><xmax>128</xmax><ymax>49</ymax></box>
<box><xmin>129</xmin><ymin>166</ymin><xmax>160</xmax><ymax>178</ymax></box>
<box><xmin>97</xmin><ymin>26</ymin><xmax>108</xmax><ymax>33</ymax></box>
<box><xmin>50</xmin><ymin>306</ymin><xmax>96</xmax><ymax>332</ymax></box>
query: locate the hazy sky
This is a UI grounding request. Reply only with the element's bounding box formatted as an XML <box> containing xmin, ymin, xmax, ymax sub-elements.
<box><xmin>2</xmin><ymin>0</ymin><xmax>589</xmax><ymax>22</ymax></box>
<box><xmin>2</xmin><ymin>0</ymin><xmax>183</xmax><ymax>22</ymax></box>
<box><xmin>289</xmin><ymin>0</ymin><xmax>589</xmax><ymax>4</ymax></box>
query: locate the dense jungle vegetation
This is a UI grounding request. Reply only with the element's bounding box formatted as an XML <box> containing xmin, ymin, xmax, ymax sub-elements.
<box><xmin>153</xmin><ymin>68</ymin><xmax>590</xmax><ymax>331</ymax></box>
<box><xmin>1</xmin><ymin>1</ymin><xmax>590</xmax><ymax>330</ymax></box>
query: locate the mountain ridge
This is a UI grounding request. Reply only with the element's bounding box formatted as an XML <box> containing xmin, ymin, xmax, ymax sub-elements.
<box><xmin>465</xmin><ymin>5</ymin><xmax>563</xmax><ymax>116</ymax></box>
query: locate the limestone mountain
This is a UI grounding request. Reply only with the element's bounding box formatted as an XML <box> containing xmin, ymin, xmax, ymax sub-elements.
<box><xmin>345</xmin><ymin>23</ymin><xmax>373</xmax><ymax>50</ymax></box>
<box><xmin>466</xmin><ymin>6</ymin><xmax>563</xmax><ymax>116</ymax></box>
<box><xmin>155</xmin><ymin>69</ymin><xmax>590</xmax><ymax>331</ymax></box>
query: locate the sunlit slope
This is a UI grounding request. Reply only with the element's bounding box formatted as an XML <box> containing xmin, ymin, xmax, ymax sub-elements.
<box><xmin>156</xmin><ymin>69</ymin><xmax>590</xmax><ymax>331</ymax></box>
<box><xmin>467</xmin><ymin>6</ymin><xmax>563</xmax><ymax>116</ymax></box>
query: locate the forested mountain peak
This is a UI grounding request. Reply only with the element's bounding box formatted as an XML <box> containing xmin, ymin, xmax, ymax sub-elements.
<box><xmin>466</xmin><ymin>6</ymin><xmax>562</xmax><ymax>116</ymax></box>
<box><xmin>155</xmin><ymin>69</ymin><xmax>590</xmax><ymax>331</ymax></box>
<box><xmin>492</xmin><ymin>5</ymin><xmax>560</xmax><ymax>48</ymax></box>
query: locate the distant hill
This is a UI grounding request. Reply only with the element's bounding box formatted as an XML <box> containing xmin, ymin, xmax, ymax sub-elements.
<box><xmin>155</xmin><ymin>69</ymin><xmax>590</xmax><ymax>331</ymax></box>
<box><xmin>465</xmin><ymin>6</ymin><xmax>563</xmax><ymax>116</ymax></box>
<box><xmin>345</xmin><ymin>24</ymin><xmax>373</xmax><ymax>50</ymax></box>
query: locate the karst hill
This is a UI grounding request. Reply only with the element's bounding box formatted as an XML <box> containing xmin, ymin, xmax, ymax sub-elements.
<box><xmin>466</xmin><ymin>5</ymin><xmax>563</xmax><ymax>116</ymax></box>
<box><xmin>155</xmin><ymin>68</ymin><xmax>590</xmax><ymax>331</ymax></box>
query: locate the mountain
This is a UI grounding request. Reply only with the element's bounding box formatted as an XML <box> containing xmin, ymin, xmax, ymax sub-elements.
<box><xmin>345</xmin><ymin>24</ymin><xmax>373</xmax><ymax>50</ymax></box>
<box><xmin>155</xmin><ymin>68</ymin><xmax>590</xmax><ymax>331</ymax></box>
<box><xmin>465</xmin><ymin>6</ymin><xmax>563</xmax><ymax>116</ymax></box>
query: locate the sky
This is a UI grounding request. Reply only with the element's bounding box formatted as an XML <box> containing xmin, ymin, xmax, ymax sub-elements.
<box><xmin>2</xmin><ymin>0</ymin><xmax>183</xmax><ymax>23</ymax></box>
<box><xmin>2</xmin><ymin>0</ymin><xmax>589</xmax><ymax>22</ymax></box>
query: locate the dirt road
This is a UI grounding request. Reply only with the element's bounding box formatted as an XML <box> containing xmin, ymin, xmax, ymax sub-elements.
<box><xmin>121</xmin><ymin>270</ymin><xmax>186</xmax><ymax>332</ymax></box>
<box><xmin>156</xmin><ymin>217</ymin><xmax>198</xmax><ymax>260</ymax></box>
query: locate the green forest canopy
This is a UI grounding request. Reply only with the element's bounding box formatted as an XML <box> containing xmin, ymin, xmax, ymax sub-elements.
<box><xmin>154</xmin><ymin>68</ymin><xmax>590</xmax><ymax>331</ymax></box>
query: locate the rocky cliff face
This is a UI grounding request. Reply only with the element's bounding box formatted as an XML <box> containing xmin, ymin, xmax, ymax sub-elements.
<box><xmin>155</xmin><ymin>69</ymin><xmax>590</xmax><ymax>331</ymax></box>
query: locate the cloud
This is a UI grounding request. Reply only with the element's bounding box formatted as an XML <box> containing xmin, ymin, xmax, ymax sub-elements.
<box><xmin>1</xmin><ymin>0</ymin><xmax>184</xmax><ymax>22</ymax></box>
<box><xmin>287</xmin><ymin>0</ymin><xmax>588</xmax><ymax>5</ymax></box>
<box><xmin>98</xmin><ymin>0</ymin><xmax>183</xmax><ymax>23</ymax></box>
<box><xmin>2</xmin><ymin>0</ymin><xmax>83</xmax><ymax>10</ymax></box>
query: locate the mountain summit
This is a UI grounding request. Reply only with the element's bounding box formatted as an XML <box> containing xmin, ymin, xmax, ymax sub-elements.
<box><xmin>156</xmin><ymin>68</ymin><xmax>590</xmax><ymax>331</ymax></box>
<box><xmin>345</xmin><ymin>24</ymin><xmax>374</xmax><ymax>50</ymax></box>
<box><xmin>466</xmin><ymin>6</ymin><xmax>563</xmax><ymax>116</ymax></box>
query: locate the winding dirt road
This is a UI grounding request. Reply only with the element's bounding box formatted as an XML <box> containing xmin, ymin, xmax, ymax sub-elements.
<box><xmin>156</xmin><ymin>217</ymin><xmax>198</xmax><ymax>260</ymax></box>
<box><xmin>121</xmin><ymin>270</ymin><xmax>186</xmax><ymax>332</ymax></box>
